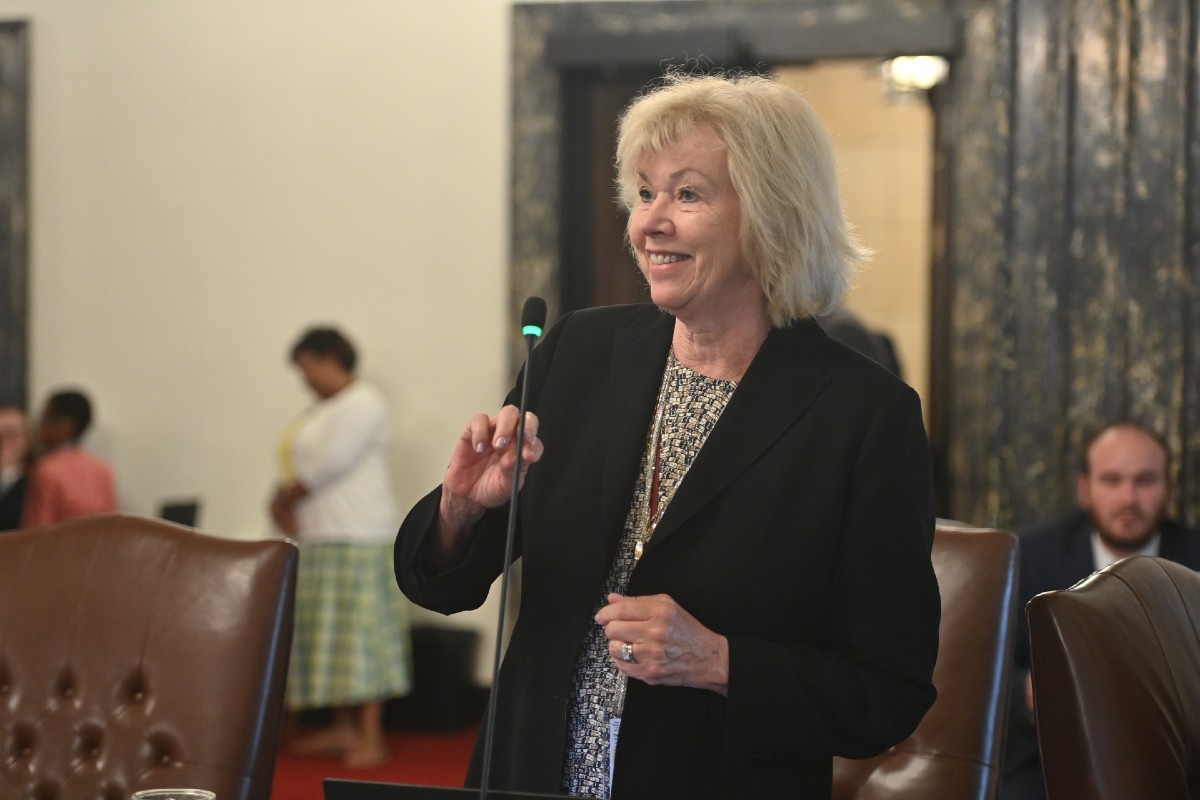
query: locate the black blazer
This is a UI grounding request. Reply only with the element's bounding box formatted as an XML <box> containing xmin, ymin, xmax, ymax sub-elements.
<box><xmin>396</xmin><ymin>304</ymin><xmax>940</xmax><ymax>799</ymax></box>
<box><xmin>1002</xmin><ymin>509</ymin><xmax>1200</xmax><ymax>798</ymax></box>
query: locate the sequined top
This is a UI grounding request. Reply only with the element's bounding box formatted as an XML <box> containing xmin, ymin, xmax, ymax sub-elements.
<box><xmin>561</xmin><ymin>351</ymin><xmax>737</xmax><ymax>798</ymax></box>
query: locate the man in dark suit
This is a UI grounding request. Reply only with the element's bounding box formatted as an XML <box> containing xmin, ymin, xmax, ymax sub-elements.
<box><xmin>1001</xmin><ymin>420</ymin><xmax>1200</xmax><ymax>800</ymax></box>
<box><xmin>817</xmin><ymin>305</ymin><xmax>904</xmax><ymax>379</ymax></box>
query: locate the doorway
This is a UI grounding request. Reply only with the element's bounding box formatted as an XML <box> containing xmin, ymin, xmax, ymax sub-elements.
<box><xmin>515</xmin><ymin>3</ymin><xmax>959</xmax><ymax>510</ymax></box>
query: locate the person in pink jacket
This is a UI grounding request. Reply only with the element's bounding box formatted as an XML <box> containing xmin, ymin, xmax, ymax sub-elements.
<box><xmin>22</xmin><ymin>389</ymin><xmax>116</xmax><ymax>528</ymax></box>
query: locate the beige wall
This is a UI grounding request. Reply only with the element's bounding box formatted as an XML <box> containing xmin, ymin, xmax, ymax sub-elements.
<box><xmin>778</xmin><ymin>61</ymin><xmax>933</xmax><ymax>409</ymax></box>
<box><xmin>3</xmin><ymin>0</ymin><xmax>512</xmax><ymax>532</ymax></box>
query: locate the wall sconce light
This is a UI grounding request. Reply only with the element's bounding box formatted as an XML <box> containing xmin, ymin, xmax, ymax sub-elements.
<box><xmin>881</xmin><ymin>55</ymin><xmax>950</xmax><ymax>95</ymax></box>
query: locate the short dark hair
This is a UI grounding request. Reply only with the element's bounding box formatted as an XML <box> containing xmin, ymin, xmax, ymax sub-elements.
<box><xmin>45</xmin><ymin>390</ymin><xmax>93</xmax><ymax>439</ymax></box>
<box><xmin>1080</xmin><ymin>419</ymin><xmax>1169</xmax><ymax>474</ymax></box>
<box><xmin>290</xmin><ymin>326</ymin><xmax>357</xmax><ymax>372</ymax></box>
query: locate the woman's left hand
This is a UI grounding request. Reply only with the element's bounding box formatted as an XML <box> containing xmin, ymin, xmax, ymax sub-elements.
<box><xmin>269</xmin><ymin>494</ymin><xmax>299</xmax><ymax>535</ymax></box>
<box><xmin>598</xmin><ymin>593</ymin><xmax>729</xmax><ymax>697</ymax></box>
<box><xmin>269</xmin><ymin>482</ymin><xmax>308</xmax><ymax>536</ymax></box>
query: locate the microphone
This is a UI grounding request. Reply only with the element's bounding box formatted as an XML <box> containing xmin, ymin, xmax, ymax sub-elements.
<box><xmin>521</xmin><ymin>296</ymin><xmax>547</xmax><ymax>340</ymax></box>
<box><xmin>479</xmin><ymin>296</ymin><xmax>546</xmax><ymax>800</ymax></box>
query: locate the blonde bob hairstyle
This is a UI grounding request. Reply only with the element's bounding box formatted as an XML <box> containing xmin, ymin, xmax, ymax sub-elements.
<box><xmin>615</xmin><ymin>72</ymin><xmax>868</xmax><ymax>327</ymax></box>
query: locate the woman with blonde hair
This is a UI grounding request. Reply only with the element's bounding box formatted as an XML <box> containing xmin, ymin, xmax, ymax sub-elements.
<box><xmin>397</xmin><ymin>72</ymin><xmax>939</xmax><ymax>798</ymax></box>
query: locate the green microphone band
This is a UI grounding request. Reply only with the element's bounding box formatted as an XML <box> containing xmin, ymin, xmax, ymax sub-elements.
<box><xmin>522</xmin><ymin>325</ymin><xmax>543</xmax><ymax>337</ymax></box>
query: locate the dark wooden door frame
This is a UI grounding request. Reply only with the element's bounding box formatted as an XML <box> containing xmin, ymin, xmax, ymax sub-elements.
<box><xmin>512</xmin><ymin>3</ymin><xmax>960</xmax><ymax>510</ymax></box>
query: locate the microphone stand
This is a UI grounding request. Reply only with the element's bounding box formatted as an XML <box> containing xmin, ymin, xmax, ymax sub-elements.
<box><xmin>478</xmin><ymin>313</ymin><xmax>542</xmax><ymax>800</ymax></box>
<box><xmin>322</xmin><ymin>297</ymin><xmax>574</xmax><ymax>800</ymax></box>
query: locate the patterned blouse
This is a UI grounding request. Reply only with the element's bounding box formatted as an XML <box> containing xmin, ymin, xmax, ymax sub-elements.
<box><xmin>561</xmin><ymin>350</ymin><xmax>738</xmax><ymax>798</ymax></box>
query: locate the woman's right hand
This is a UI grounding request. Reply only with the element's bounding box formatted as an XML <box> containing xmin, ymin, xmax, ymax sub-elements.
<box><xmin>432</xmin><ymin>405</ymin><xmax>543</xmax><ymax>566</ymax></box>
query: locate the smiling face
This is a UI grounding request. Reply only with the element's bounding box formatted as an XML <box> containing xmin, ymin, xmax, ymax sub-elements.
<box><xmin>628</xmin><ymin>126</ymin><xmax>763</xmax><ymax>328</ymax></box>
<box><xmin>1077</xmin><ymin>425</ymin><xmax>1170</xmax><ymax>554</ymax></box>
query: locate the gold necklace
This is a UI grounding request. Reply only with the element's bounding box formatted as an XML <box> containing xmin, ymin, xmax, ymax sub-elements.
<box><xmin>634</xmin><ymin>351</ymin><xmax>679</xmax><ymax>564</ymax></box>
<box><xmin>632</xmin><ymin>332</ymin><xmax>760</xmax><ymax>564</ymax></box>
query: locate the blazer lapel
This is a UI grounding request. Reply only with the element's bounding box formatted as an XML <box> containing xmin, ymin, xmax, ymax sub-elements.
<box><xmin>600</xmin><ymin>310</ymin><xmax>675</xmax><ymax>545</ymax></box>
<box><xmin>646</xmin><ymin>320</ymin><xmax>831</xmax><ymax>553</ymax></box>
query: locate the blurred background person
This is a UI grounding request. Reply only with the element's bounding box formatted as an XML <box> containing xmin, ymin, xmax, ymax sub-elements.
<box><xmin>395</xmin><ymin>72</ymin><xmax>939</xmax><ymax>799</ymax></box>
<box><xmin>0</xmin><ymin>404</ymin><xmax>30</xmax><ymax>530</ymax></box>
<box><xmin>272</xmin><ymin>325</ymin><xmax>412</xmax><ymax>769</ymax></box>
<box><xmin>817</xmin><ymin>304</ymin><xmax>903</xmax><ymax>379</ymax></box>
<box><xmin>22</xmin><ymin>389</ymin><xmax>116</xmax><ymax>528</ymax></box>
<box><xmin>1002</xmin><ymin>419</ymin><xmax>1200</xmax><ymax>799</ymax></box>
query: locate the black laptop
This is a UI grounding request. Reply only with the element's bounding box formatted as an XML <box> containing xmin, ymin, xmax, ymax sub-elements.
<box><xmin>158</xmin><ymin>498</ymin><xmax>200</xmax><ymax>527</ymax></box>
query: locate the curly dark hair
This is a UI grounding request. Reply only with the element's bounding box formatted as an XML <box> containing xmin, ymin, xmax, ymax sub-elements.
<box><xmin>290</xmin><ymin>326</ymin><xmax>357</xmax><ymax>372</ymax></box>
<box><xmin>45</xmin><ymin>390</ymin><xmax>93</xmax><ymax>439</ymax></box>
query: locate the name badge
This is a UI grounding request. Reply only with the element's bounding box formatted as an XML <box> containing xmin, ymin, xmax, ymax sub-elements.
<box><xmin>608</xmin><ymin>714</ymin><xmax>622</xmax><ymax>791</ymax></box>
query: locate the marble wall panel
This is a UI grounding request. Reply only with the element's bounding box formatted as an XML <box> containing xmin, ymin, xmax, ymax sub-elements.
<box><xmin>0</xmin><ymin>22</ymin><xmax>28</xmax><ymax>409</ymax></box>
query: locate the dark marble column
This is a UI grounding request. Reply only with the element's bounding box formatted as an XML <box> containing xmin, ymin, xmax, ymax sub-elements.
<box><xmin>0</xmin><ymin>21</ymin><xmax>29</xmax><ymax>409</ymax></box>
<box><xmin>944</xmin><ymin>0</ymin><xmax>1200</xmax><ymax>528</ymax></box>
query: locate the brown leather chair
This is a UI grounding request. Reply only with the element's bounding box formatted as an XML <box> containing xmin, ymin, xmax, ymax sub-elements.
<box><xmin>1027</xmin><ymin>555</ymin><xmax>1200</xmax><ymax>800</ymax></box>
<box><xmin>0</xmin><ymin>514</ymin><xmax>297</xmax><ymax>800</ymax></box>
<box><xmin>832</xmin><ymin>525</ymin><xmax>1019</xmax><ymax>800</ymax></box>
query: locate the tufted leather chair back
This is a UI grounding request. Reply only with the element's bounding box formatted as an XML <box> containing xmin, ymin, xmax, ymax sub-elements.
<box><xmin>0</xmin><ymin>514</ymin><xmax>297</xmax><ymax>800</ymax></box>
<box><xmin>1027</xmin><ymin>555</ymin><xmax>1200</xmax><ymax>800</ymax></box>
<box><xmin>831</xmin><ymin>525</ymin><xmax>1019</xmax><ymax>800</ymax></box>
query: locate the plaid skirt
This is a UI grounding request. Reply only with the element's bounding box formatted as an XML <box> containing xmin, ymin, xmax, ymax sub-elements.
<box><xmin>286</xmin><ymin>541</ymin><xmax>413</xmax><ymax>710</ymax></box>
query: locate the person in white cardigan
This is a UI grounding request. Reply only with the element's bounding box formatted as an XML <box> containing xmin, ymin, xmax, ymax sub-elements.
<box><xmin>272</xmin><ymin>326</ymin><xmax>412</xmax><ymax>769</ymax></box>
